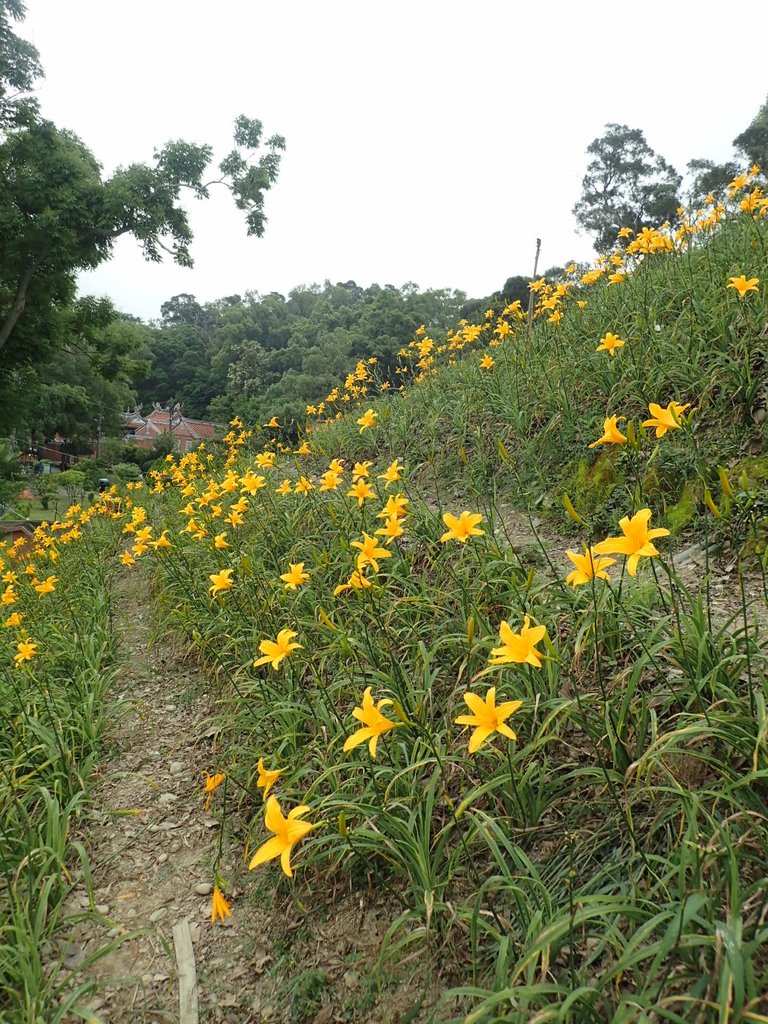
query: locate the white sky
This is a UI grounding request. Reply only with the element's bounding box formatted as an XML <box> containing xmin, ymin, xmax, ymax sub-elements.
<box><xmin>19</xmin><ymin>0</ymin><xmax>768</xmax><ymax>321</ymax></box>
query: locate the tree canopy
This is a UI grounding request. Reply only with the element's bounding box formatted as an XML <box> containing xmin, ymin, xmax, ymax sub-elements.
<box><xmin>0</xmin><ymin>3</ymin><xmax>283</xmax><ymax>369</ymax></box>
<box><xmin>0</xmin><ymin>0</ymin><xmax>43</xmax><ymax>129</ymax></box>
<box><xmin>131</xmin><ymin>281</ymin><xmax>467</xmax><ymax>427</ymax></box>
<box><xmin>0</xmin><ymin>0</ymin><xmax>284</xmax><ymax>444</ymax></box>
<box><xmin>573</xmin><ymin>124</ymin><xmax>682</xmax><ymax>252</ymax></box>
<box><xmin>733</xmin><ymin>94</ymin><xmax>768</xmax><ymax>172</ymax></box>
<box><xmin>0</xmin><ymin>116</ymin><xmax>285</xmax><ymax>364</ymax></box>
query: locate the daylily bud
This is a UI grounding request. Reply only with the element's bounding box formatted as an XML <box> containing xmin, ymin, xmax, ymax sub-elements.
<box><xmin>704</xmin><ymin>487</ymin><xmax>721</xmax><ymax>519</ymax></box>
<box><xmin>317</xmin><ymin>607</ymin><xmax>336</xmax><ymax>631</ymax></box>
<box><xmin>563</xmin><ymin>493</ymin><xmax>586</xmax><ymax>525</ymax></box>
<box><xmin>717</xmin><ymin>466</ymin><xmax>734</xmax><ymax>498</ymax></box>
<box><xmin>392</xmin><ymin>700</ymin><xmax>411</xmax><ymax>726</ymax></box>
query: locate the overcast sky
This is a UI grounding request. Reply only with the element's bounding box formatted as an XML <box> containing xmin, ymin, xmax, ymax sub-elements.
<box><xmin>19</xmin><ymin>0</ymin><xmax>768</xmax><ymax>322</ymax></box>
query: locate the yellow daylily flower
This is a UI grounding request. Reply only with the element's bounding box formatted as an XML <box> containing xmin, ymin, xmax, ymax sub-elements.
<box><xmin>489</xmin><ymin>615</ymin><xmax>546</xmax><ymax>668</ymax></box>
<box><xmin>595</xmin><ymin>332</ymin><xmax>625</xmax><ymax>357</ymax></box>
<box><xmin>350</xmin><ymin>533</ymin><xmax>391</xmax><ymax>573</ymax></box>
<box><xmin>347</xmin><ymin>480</ymin><xmax>376</xmax><ymax>506</ymax></box>
<box><xmin>588</xmin><ymin>416</ymin><xmax>627</xmax><ymax>448</ymax></box>
<box><xmin>33</xmin><ymin>575</ymin><xmax>58</xmax><ymax>597</ymax></box>
<box><xmin>455</xmin><ymin>687</ymin><xmax>522</xmax><ymax>753</ymax></box>
<box><xmin>343</xmin><ymin>687</ymin><xmax>400</xmax><ymax>758</ymax></box>
<box><xmin>565</xmin><ymin>547</ymin><xmax>616</xmax><ymax>586</ymax></box>
<box><xmin>248</xmin><ymin>796</ymin><xmax>315</xmax><ymax>878</ymax></box>
<box><xmin>253</xmin><ymin>628</ymin><xmax>302</xmax><ymax>670</ymax></box>
<box><xmin>357</xmin><ymin>408</ymin><xmax>378</xmax><ymax>433</ymax></box>
<box><xmin>14</xmin><ymin>638</ymin><xmax>38</xmax><ymax>668</ymax></box>
<box><xmin>256</xmin><ymin>758</ymin><xmax>283</xmax><ymax>800</ymax></box>
<box><xmin>440</xmin><ymin>511</ymin><xmax>484</xmax><ymax>544</ymax></box>
<box><xmin>727</xmin><ymin>274</ymin><xmax>760</xmax><ymax>297</ymax></box>
<box><xmin>280</xmin><ymin>562</ymin><xmax>310</xmax><ymax>591</ymax></box>
<box><xmin>202</xmin><ymin>771</ymin><xmax>226</xmax><ymax>810</ymax></box>
<box><xmin>378</xmin><ymin>460</ymin><xmax>403</xmax><ymax>487</ymax></box>
<box><xmin>375</xmin><ymin>514</ymin><xmax>405</xmax><ymax>543</ymax></box>
<box><xmin>209</xmin><ymin>568</ymin><xmax>234</xmax><ymax>597</ymax></box>
<box><xmin>592</xmin><ymin>508</ymin><xmax>670</xmax><ymax>577</ymax></box>
<box><xmin>642</xmin><ymin>401</ymin><xmax>690</xmax><ymax>438</ymax></box>
<box><xmin>211</xmin><ymin>884</ymin><xmax>232</xmax><ymax>925</ymax></box>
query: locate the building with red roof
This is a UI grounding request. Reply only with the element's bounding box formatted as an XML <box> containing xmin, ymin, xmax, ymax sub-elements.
<box><xmin>123</xmin><ymin>404</ymin><xmax>221</xmax><ymax>455</ymax></box>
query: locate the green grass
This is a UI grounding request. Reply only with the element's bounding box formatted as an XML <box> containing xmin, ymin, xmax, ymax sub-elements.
<box><xmin>130</xmin><ymin>199</ymin><xmax>768</xmax><ymax>1021</ymax></box>
<box><xmin>0</xmin><ymin>515</ymin><xmax>123</xmax><ymax>1022</ymax></box>
<box><xmin>3</xmin><ymin>189</ymin><xmax>767</xmax><ymax>1022</ymax></box>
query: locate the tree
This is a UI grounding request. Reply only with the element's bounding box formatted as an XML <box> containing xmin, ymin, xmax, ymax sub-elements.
<box><xmin>0</xmin><ymin>116</ymin><xmax>284</xmax><ymax>363</ymax></box>
<box><xmin>0</xmin><ymin>298</ymin><xmax>146</xmax><ymax>441</ymax></box>
<box><xmin>56</xmin><ymin>468</ymin><xmax>86</xmax><ymax>504</ymax></box>
<box><xmin>734</xmin><ymin>94</ymin><xmax>768</xmax><ymax>170</ymax></box>
<box><xmin>685</xmin><ymin>157</ymin><xmax>742</xmax><ymax>208</ymax></box>
<box><xmin>684</xmin><ymin>96</ymin><xmax>768</xmax><ymax>209</ymax></box>
<box><xmin>573</xmin><ymin>124</ymin><xmax>681</xmax><ymax>252</ymax></box>
<box><xmin>0</xmin><ymin>0</ymin><xmax>43</xmax><ymax>129</ymax></box>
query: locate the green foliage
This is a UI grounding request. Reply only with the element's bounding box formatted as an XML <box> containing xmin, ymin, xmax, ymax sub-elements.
<box><xmin>0</xmin><ymin>298</ymin><xmax>145</xmax><ymax>440</ymax></box>
<box><xmin>0</xmin><ymin>0</ymin><xmax>283</xmax><ymax>443</ymax></box>
<box><xmin>459</xmin><ymin>275</ymin><xmax>529</xmax><ymax>321</ymax></box>
<box><xmin>98</xmin><ymin>437</ymin><xmax>132</xmax><ymax>467</ymax></box>
<box><xmin>4</xmin><ymin>183</ymin><xmax>768</xmax><ymax>1021</ymax></box>
<box><xmin>56</xmin><ymin>468</ymin><xmax>85</xmax><ymax>504</ymax></box>
<box><xmin>685</xmin><ymin>157</ymin><xmax>742</xmax><ymax>207</ymax></box>
<box><xmin>135</xmin><ymin>282</ymin><xmax>466</xmax><ymax>421</ymax></box>
<box><xmin>148</xmin><ymin>431</ymin><xmax>178</xmax><ymax>459</ymax></box>
<box><xmin>562</xmin><ymin>453</ymin><xmax>623</xmax><ymax>528</ymax></box>
<box><xmin>0</xmin><ymin>0</ymin><xmax>43</xmax><ymax>129</ymax></box>
<box><xmin>0</xmin><ymin>4</ymin><xmax>284</xmax><ymax>436</ymax></box>
<box><xmin>140</xmin><ymin>393</ymin><xmax>768</xmax><ymax>1020</ymax></box>
<box><xmin>33</xmin><ymin>473</ymin><xmax>59</xmax><ymax>510</ymax></box>
<box><xmin>110</xmin><ymin>461</ymin><xmax>141</xmax><ymax>482</ymax></box>
<box><xmin>0</xmin><ymin>439</ymin><xmax>20</xmax><ymax>480</ymax></box>
<box><xmin>307</xmin><ymin>203</ymin><xmax>767</xmax><ymax>533</ymax></box>
<box><xmin>573</xmin><ymin>123</ymin><xmax>682</xmax><ymax>251</ymax></box>
<box><xmin>0</xmin><ymin>516</ymin><xmax>121</xmax><ymax>1021</ymax></box>
<box><xmin>0</xmin><ymin>115</ymin><xmax>283</xmax><ymax>369</ymax></box>
<box><xmin>734</xmin><ymin>92</ymin><xmax>768</xmax><ymax>169</ymax></box>
<box><xmin>70</xmin><ymin>457</ymin><xmax>103</xmax><ymax>488</ymax></box>
<box><xmin>666</xmin><ymin>481</ymin><xmax>698</xmax><ymax>534</ymax></box>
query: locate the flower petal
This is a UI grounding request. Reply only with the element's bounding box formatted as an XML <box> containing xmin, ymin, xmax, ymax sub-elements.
<box><xmin>280</xmin><ymin>845</ymin><xmax>294</xmax><ymax>878</ymax></box>
<box><xmin>468</xmin><ymin>726</ymin><xmax>494</xmax><ymax>753</ymax></box>
<box><xmin>248</xmin><ymin>836</ymin><xmax>285</xmax><ymax>870</ymax></box>
<box><xmin>344</xmin><ymin>728</ymin><xmax>375</xmax><ymax>752</ymax></box>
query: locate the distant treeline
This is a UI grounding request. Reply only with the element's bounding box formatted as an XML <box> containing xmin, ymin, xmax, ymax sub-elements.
<box><xmin>130</xmin><ymin>276</ymin><xmax>532</xmax><ymax>426</ymax></box>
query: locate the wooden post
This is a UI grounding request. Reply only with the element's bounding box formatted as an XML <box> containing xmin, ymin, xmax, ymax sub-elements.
<box><xmin>172</xmin><ymin>918</ymin><xmax>199</xmax><ymax>1024</ymax></box>
<box><xmin>526</xmin><ymin>237</ymin><xmax>542</xmax><ymax>343</ymax></box>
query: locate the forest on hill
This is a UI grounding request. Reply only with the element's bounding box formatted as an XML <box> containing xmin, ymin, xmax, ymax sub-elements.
<box><xmin>133</xmin><ymin>282</ymin><xmax>471</xmax><ymax>425</ymax></box>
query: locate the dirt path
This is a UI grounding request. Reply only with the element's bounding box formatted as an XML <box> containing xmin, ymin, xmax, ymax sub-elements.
<box><xmin>62</xmin><ymin>568</ymin><xmax>269</xmax><ymax>1022</ymax></box>
<box><xmin>63</xmin><ymin>568</ymin><xmax>437</xmax><ymax>1024</ymax></box>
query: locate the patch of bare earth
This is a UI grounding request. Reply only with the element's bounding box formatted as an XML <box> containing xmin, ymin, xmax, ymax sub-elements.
<box><xmin>63</xmin><ymin>568</ymin><xmax>447</xmax><ymax>1024</ymax></box>
<box><xmin>495</xmin><ymin>500</ymin><xmax>768</xmax><ymax>627</ymax></box>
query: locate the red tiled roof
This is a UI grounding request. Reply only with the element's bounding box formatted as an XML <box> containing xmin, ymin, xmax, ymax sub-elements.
<box><xmin>124</xmin><ymin>406</ymin><xmax>221</xmax><ymax>448</ymax></box>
